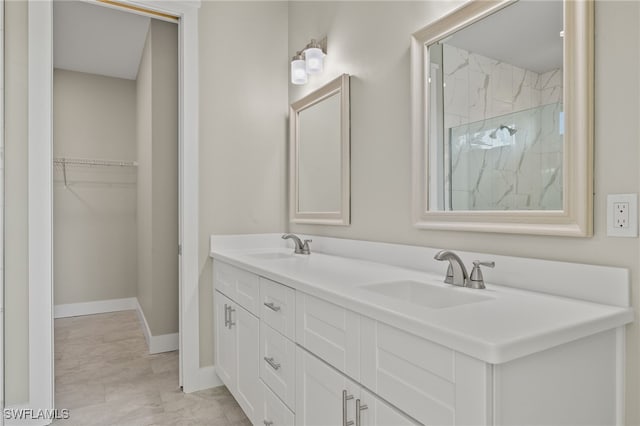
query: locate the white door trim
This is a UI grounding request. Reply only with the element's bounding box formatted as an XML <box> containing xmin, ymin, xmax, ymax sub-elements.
<box><xmin>27</xmin><ymin>0</ymin><xmax>203</xmax><ymax>417</ymax></box>
<box><xmin>28</xmin><ymin>0</ymin><xmax>54</xmax><ymax>417</ymax></box>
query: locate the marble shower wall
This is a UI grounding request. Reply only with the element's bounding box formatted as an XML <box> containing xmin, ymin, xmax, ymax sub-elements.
<box><xmin>442</xmin><ymin>44</ymin><xmax>563</xmax><ymax>210</ymax></box>
<box><xmin>449</xmin><ymin>102</ymin><xmax>563</xmax><ymax>210</ymax></box>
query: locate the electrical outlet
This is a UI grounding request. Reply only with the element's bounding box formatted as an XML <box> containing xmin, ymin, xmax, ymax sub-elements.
<box><xmin>614</xmin><ymin>202</ymin><xmax>629</xmax><ymax>228</ymax></box>
<box><xmin>608</xmin><ymin>194</ymin><xmax>638</xmax><ymax>237</ymax></box>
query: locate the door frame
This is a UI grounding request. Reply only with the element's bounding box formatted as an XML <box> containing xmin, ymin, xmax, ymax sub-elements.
<box><xmin>27</xmin><ymin>0</ymin><xmax>204</xmax><ymax>417</ymax></box>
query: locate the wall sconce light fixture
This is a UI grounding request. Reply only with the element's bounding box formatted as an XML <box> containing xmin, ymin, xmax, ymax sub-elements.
<box><xmin>290</xmin><ymin>37</ymin><xmax>327</xmax><ymax>85</ymax></box>
<box><xmin>291</xmin><ymin>52</ymin><xmax>308</xmax><ymax>85</ymax></box>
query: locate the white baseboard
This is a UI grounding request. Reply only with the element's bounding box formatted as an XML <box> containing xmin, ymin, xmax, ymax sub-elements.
<box><xmin>54</xmin><ymin>297</ymin><xmax>137</xmax><ymax>319</ymax></box>
<box><xmin>135</xmin><ymin>299</ymin><xmax>179</xmax><ymax>354</ymax></box>
<box><xmin>182</xmin><ymin>365</ymin><xmax>223</xmax><ymax>393</ymax></box>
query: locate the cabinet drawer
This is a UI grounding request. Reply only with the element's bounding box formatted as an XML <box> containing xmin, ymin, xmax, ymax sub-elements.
<box><xmin>260</xmin><ymin>322</ymin><xmax>296</xmax><ymax>410</ymax></box>
<box><xmin>261</xmin><ymin>380</ymin><xmax>295</xmax><ymax>426</ymax></box>
<box><xmin>261</xmin><ymin>277</ymin><xmax>296</xmax><ymax>340</ymax></box>
<box><xmin>361</xmin><ymin>318</ymin><xmax>454</xmax><ymax>425</ymax></box>
<box><xmin>296</xmin><ymin>292</ymin><xmax>360</xmax><ymax>381</ymax></box>
<box><xmin>213</xmin><ymin>260</ymin><xmax>260</xmax><ymax>315</ymax></box>
<box><xmin>361</xmin><ymin>318</ymin><xmax>490</xmax><ymax>426</ymax></box>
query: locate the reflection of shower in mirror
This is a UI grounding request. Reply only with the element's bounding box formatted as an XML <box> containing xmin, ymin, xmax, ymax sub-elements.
<box><xmin>489</xmin><ymin>125</ymin><xmax>517</xmax><ymax>139</ymax></box>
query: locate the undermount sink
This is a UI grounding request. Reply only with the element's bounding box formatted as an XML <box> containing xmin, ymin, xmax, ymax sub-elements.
<box><xmin>246</xmin><ymin>252</ymin><xmax>295</xmax><ymax>260</ymax></box>
<box><xmin>362</xmin><ymin>280</ymin><xmax>493</xmax><ymax>309</ymax></box>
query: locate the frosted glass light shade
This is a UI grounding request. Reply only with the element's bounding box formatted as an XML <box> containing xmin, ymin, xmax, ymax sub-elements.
<box><xmin>304</xmin><ymin>47</ymin><xmax>324</xmax><ymax>74</ymax></box>
<box><xmin>291</xmin><ymin>59</ymin><xmax>308</xmax><ymax>85</ymax></box>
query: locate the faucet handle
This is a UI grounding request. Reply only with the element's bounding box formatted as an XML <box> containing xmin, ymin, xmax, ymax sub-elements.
<box><xmin>473</xmin><ymin>260</ymin><xmax>495</xmax><ymax>268</ymax></box>
<box><xmin>469</xmin><ymin>260</ymin><xmax>494</xmax><ymax>289</ymax></box>
<box><xmin>301</xmin><ymin>239</ymin><xmax>312</xmax><ymax>254</ymax></box>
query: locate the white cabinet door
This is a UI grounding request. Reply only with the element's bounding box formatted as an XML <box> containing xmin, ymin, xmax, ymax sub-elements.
<box><xmin>296</xmin><ymin>292</ymin><xmax>360</xmax><ymax>381</ymax></box>
<box><xmin>214</xmin><ymin>290</ymin><xmax>236</xmax><ymax>393</ymax></box>
<box><xmin>358</xmin><ymin>389</ymin><xmax>419</xmax><ymax>426</ymax></box>
<box><xmin>296</xmin><ymin>347</ymin><xmax>359</xmax><ymax>426</ymax></box>
<box><xmin>214</xmin><ymin>289</ymin><xmax>261</xmax><ymax>424</ymax></box>
<box><xmin>233</xmin><ymin>303</ymin><xmax>261</xmax><ymax>425</ymax></box>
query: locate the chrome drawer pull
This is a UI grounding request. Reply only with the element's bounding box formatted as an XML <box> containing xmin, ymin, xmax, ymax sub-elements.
<box><xmin>342</xmin><ymin>389</ymin><xmax>354</xmax><ymax>426</ymax></box>
<box><xmin>264</xmin><ymin>302</ymin><xmax>281</xmax><ymax>312</ymax></box>
<box><xmin>264</xmin><ymin>356</ymin><xmax>281</xmax><ymax>370</ymax></box>
<box><xmin>224</xmin><ymin>304</ymin><xmax>230</xmax><ymax>328</ymax></box>
<box><xmin>228</xmin><ymin>307</ymin><xmax>236</xmax><ymax>328</ymax></box>
<box><xmin>356</xmin><ymin>399</ymin><xmax>368</xmax><ymax>426</ymax></box>
<box><xmin>263</xmin><ymin>421</ymin><xmax>273</xmax><ymax>426</ymax></box>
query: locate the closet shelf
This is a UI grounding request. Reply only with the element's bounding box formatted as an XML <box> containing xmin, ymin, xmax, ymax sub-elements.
<box><xmin>53</xmin><ymin>157</ymin><xmax>138</xmax><ymax>187</ymax></box>
<box><xmin>53</xmin><ymin>157</ymin><xmax>138</xmax><ymax>168</ymax></box>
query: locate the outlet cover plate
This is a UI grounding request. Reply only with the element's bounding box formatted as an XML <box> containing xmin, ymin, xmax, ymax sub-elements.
<box><xmin>607</xmin><ymin>193</ymin><xmax>638</xmax><ymax>237</ymax></box>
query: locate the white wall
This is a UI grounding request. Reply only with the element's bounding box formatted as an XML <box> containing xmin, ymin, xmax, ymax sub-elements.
<box><xmin>288</xmin><ymin>2</ymin><xmax>640</xmax><ymax>424</ymax></box>
<box><xmin>53</xmin><ymin>69</ymin><xmax>138</xmax><ymax>305</ymax></box>
<box><xmin>198</xmin><ymin>1</ymin><xmax>289</xmax><ymax>365</ymax></box>
<box><xmin>136</xmin><ymin>19</ymin><xmax>179</xmax><ymax>337</ymax></box>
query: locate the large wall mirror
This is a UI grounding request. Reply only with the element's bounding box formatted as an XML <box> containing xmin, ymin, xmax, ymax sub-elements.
<box><xmin>411</xmin><ymin>0</ymin><xmax>593</xmax><ymax>236</ymax></box>
<box><xmin>290</xmin><ymin>74</ymin><xmax>350</xmax><ymax>225</ymax></box>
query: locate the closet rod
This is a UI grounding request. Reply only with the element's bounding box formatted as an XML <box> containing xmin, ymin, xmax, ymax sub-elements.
<box><xmin>96</xmin><ymin>0</ymin><xmax>179</xmax><ymax>22</ymax></box>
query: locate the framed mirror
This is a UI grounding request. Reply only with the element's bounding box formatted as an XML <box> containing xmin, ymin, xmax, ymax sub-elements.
<box><xmin>290</xmin><ymin>74</ymin><xmax>350</xmax><ymax>225</ymax></box>
<box><xmin>411</xmin><ymin>0</ymin><xmax>593</xmax><ymax>236</ymax></box>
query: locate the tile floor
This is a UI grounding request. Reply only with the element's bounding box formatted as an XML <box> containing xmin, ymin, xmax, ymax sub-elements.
<box><xmin>54</xmin><ymin>310</ymin><xmax>250</xmax><ymax>425</ymax></box>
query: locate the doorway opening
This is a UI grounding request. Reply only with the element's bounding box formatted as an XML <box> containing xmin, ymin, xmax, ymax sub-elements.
<box><xmin>22</xmin><ymin>0</ymin><xmax>204</xmax><ymax>417</ymax></box>
<box><xmin>52</xmin><ymin>0</ymin><xmax>181</xmax><ymax>416</ymax></box>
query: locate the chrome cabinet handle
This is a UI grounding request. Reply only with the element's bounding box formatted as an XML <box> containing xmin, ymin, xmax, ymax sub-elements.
<box><xmin>342</xmin><ymin>390</ymin><xmax>354</xmax><ymax>426</ymax></box>
<box><xmin>263</xmin><ymin>421</ymin><xmax>273</xmax><ymax>426</ymax></box>
<box><xmin>356</xmin><ymin>399</ymin><xmax>368</xmax><ymax>426</ymax></box>
<box><xmin>264</xmin><ymin>356</ymin><xmax>281</xmax><ymax>370</ymax></box>
<box><xmin>263</xmin><ymin>302</ymin><xmax>281</xmax><ymax>312</ymax></box>
<box><xmin>228</xmin><ymin>307</ymin><xmax>236</xmax><ymax>328</ymax></box>
<box><xmin>224</xmin><ymin>304</ymin><xmax>229</xmax><ymax>328</ymax></box>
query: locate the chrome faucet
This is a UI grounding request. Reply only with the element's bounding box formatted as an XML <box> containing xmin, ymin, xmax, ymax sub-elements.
<box><xmin>282</xmin><ymin>233</ymin><xmax>312</xmax><ymax>255</ymax></box>
<box><xmin>434</xmin><ymin>250</ymin><xmax>469</xmax><ymax>287</ymax></box>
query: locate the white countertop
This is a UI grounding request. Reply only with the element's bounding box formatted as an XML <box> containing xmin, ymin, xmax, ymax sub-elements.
<box><xmin>210</xmin><ymin>236</ymin><xmax>633</xmax><ymax>364</ymax></box>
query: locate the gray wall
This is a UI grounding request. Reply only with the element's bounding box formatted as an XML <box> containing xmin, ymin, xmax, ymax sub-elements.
<box><xmin>53</xmin><ymin>69</ymin><xmax>138</xmax><ymax>305</ymax></box>
<box><xmin>287</xmin><ymin>2</ymin><xmax>640</xmax><ymax>424</ymax></box>
<box><xmin>136</xmin><ymin>20</ymin><xmax>179</xmax><ymax>336</ymax></box>
<box><xmin>137</xmin><ymin>23</ymin><xmax>153</xmax><ymax>328</ymax></box>
<box><xmin>5</xmin><ymin>0</ymin><xmax>29</xmax><ymax>406</ymax></box>
<box><xmin>198</xmin><ymin>1</ymin><xmax>289</xmax><ymax>365</ymax></box>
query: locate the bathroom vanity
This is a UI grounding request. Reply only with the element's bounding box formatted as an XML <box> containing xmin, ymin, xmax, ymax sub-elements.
<box><xmin>210</xmin><ymin>234</ymin><xmax>632</xmax><ymax>426</ymax></box>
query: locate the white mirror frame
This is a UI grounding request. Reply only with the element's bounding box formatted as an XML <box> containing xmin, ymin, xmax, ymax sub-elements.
<box><xmin>290</xmin><ymin>73</ymin><xmax>351</xmax><ymax>225</ymax></box>
<box><xmin>411</xmin><ymin>0</ymin><xmax>593</xmax><ymax>237</ymax></box>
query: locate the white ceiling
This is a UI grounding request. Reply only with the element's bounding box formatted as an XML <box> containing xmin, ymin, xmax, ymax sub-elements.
<box><xmin>445</xmin><ymin>0</ymin><xmax>563</xmax><ymax>74</ymax></box>
<box><xmin>53</xmin><ymin>0</ymin><xmax>151</xmax><ymax>80</ymax></box>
